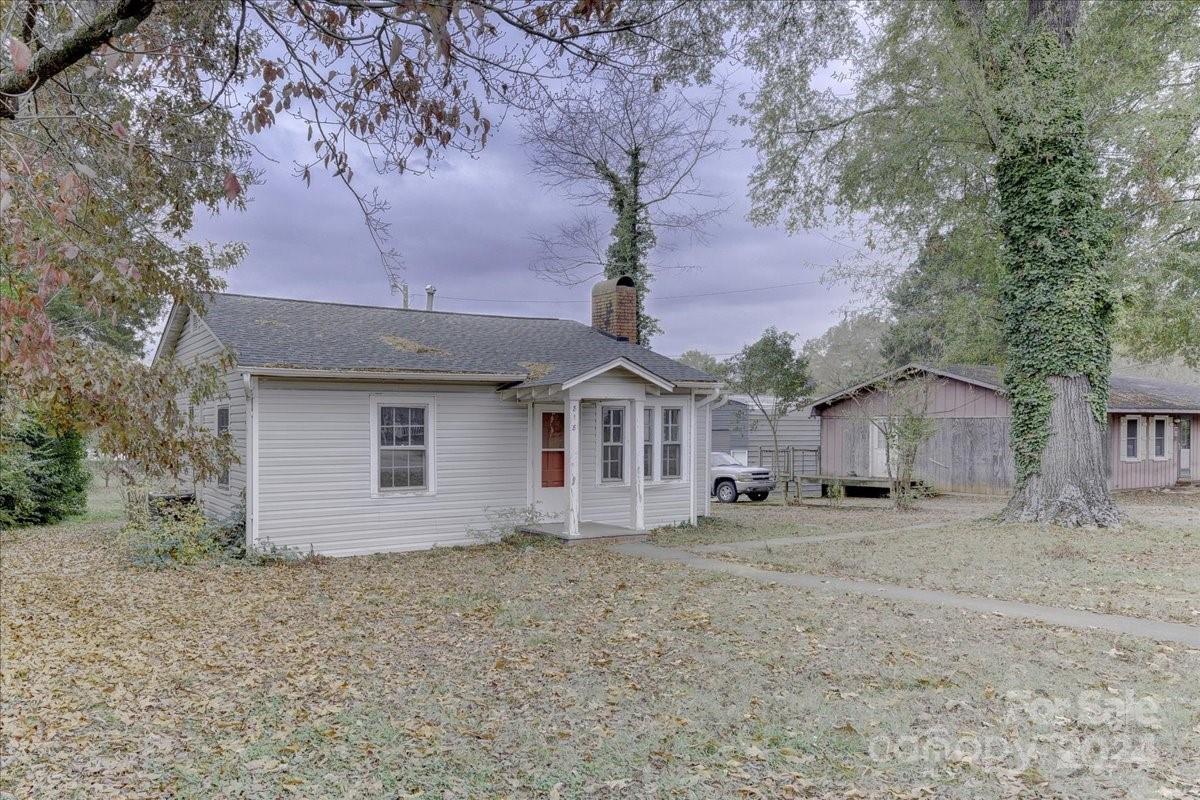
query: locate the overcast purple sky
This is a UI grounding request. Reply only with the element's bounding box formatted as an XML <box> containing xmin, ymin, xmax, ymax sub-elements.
<box><xmin>191</xmin><ymin>86</ymin><xmax>867</xmax><ymax>359</ymax></box>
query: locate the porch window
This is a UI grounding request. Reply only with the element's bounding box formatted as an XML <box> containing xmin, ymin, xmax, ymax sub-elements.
<box><xmin>601</xmin><ymin>406</ymin><xmax>624</xmax><ymax>482</ymax></box>
<box><xmin>643</xmin><ymin>407</ymin><xmax>655</xmax><ymax>480</ymax></box>
<box><xmin>1122</xmin><ymin>416</ymin><xmax>1143</xmax><ymax>462</ymax></box>
<box><xmin>1151</xmin><ymin>416</ymin><xmax>1170</xmax><ymax>461</ymax></box>
<box><xmin>216</xmin><ymin>405</ymin><xmax>230</xmax><ymax>487</ymax></box>
<box><xmin>661</xmin><ymin>407</ymin><xmax>682</xmax><ymax>479</ymax></box>
<box><xmin>378</xmin><ymin>405</ymin><xmax>428</xmax><ymax>489</ymax></box>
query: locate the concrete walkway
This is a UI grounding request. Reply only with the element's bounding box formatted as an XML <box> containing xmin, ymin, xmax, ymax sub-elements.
<box><xmin>688</xmin><ymin>521</ymin><xmax>954</xmax><ymax>553</ymax></box>
<box><xmin>613</xmin><ymin>542</ymin><xmax>1200</xmax><ymax>648</ymax></box>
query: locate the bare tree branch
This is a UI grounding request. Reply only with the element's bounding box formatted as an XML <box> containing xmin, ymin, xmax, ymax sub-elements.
<box><xmin>522</xmin><ymin>72</ymin><xmax>729</xmax><ymax>288</ymax></box>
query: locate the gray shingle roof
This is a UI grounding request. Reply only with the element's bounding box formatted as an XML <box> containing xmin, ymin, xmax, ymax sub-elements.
<box><xmin>194</xmin><ymin>293</ymin><xmax>716</xmax><ymax>386</ymax></box>
<box><xmin>938</xmin><ymin>364</ymin><xmax>1200</xmax><ymax>411</ymax></box>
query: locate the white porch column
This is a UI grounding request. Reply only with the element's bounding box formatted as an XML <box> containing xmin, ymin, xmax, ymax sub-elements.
<box><xmin>632</xmin><ymin>398</ymin><xmax>645</xmax><ymax>531</ymax></box>
<box><xmin>565</xmin><ymin>397</ymin><xmax>581</xmax><ymax>538</ymax></box>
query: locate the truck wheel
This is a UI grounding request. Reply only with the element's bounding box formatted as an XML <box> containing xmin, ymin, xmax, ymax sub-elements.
<box><xmin>748</xmin><ymin>491</ymin><xmax>768</xmax><ymax>502</ymax></box>
<box><xmin>715</xmin><ymin>480</ymin><xmax>738</xmax><ymax>503</ymax></box>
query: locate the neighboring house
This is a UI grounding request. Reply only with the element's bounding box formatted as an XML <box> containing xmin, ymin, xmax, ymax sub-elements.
<box><xmin>711</xmin><ymin>395</ymin><xmax>821</xmax><ymax>496</ymax></box>
<box><xmin>727</xmin><ymin>394</ymin><xmax>821</xmax><ymax>472</ymax></box>
<box><xmin>810</xmin><ymin>364</ymin><xmax>1199</xmax><ymax>494</ymax></box>
<box><xmin>710</xmin><ymin>399</ymin><xmax>750</xmax><ymax>464</ymax></box>
<box><xmin>153</xmin><ymin>277</ymin><xmax>721</xmax><ymax>555</ymax></box>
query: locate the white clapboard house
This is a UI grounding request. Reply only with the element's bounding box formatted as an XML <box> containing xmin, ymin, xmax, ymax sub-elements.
<box><xmin>153</xmin><ymin>277</ymin><xmax>722</xmax><ymax>555</ymax></box>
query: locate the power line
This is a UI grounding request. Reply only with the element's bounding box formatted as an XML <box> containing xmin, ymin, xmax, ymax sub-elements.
<box><xmin>437</xmin><ymin>278</ymin><xmax>826</xmax><ymax>305</ymax></box>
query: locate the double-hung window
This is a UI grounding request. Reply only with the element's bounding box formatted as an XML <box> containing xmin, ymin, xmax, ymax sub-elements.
<box><xmin>1151</xmin><ymin>416</ymin><xmax>1170</xmax><ymax>461</ymax></box>
<box><xmin>378</xmin><ymin>405</ymin><xmax>428</xmax><ymax>490</ymax></box>
<box><xmin>661</xmin><ymin>407</ymin><xmax>682</xmax><ymax>480</ymax></box>
<box><xmin>216</xmin><ymin>406</ymin><xmax>230</xmax><ymax>487</ymax></box>
<box><xmin>643</xmin><ymin>407</ymin><xmax>655</xmax><ymax>479</ymax></box>
<box><xmin>601</xmin><ymin>406</ymin><xmax>625</xmax><ymax>482</ymax></box>
<box><xmin>1122</xmin><ymin>416</ymin><xmax>1143</xmax><ymax>462</ymax></box>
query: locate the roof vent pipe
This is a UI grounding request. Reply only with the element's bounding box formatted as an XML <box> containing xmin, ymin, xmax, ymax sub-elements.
<box><xmin>425</xmin><ymin>284</ymin><xmax>436</xmax><ymax>311</ymax></box>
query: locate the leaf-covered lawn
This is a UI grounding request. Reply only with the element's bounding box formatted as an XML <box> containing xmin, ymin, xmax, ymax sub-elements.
<box><xmin>652</xmin><ymin>495</ymin><xmax>1002</xmax><ymax>546</ymax></box>
<box><xmin>3</xmin><ymin>499</ymin><xmax>1198</xmax><ymax>798</ymax></box>
<box><xmin>687</xmin><ymin>496</ymin><xmax>1200</xmax><ymax>624</ymax></box>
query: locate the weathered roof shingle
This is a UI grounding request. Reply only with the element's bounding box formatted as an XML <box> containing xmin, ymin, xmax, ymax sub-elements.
<box><xmin>937</xmin><ymin>364</ymin><xmax>1200</xmax><ymax>411</ymax></box>
<box><xmin>194</xmin><ymin>293</ymin><xmax>716</xmax><ymax>386</ymax></box>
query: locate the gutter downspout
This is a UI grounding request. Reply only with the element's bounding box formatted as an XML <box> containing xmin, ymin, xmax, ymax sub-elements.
<box><xmin>241</xmin><ymin>372</ymin><xmax>258</xmax><ymax>552</ymax></box>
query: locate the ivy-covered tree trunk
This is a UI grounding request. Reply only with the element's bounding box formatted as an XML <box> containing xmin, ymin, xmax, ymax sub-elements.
<box><xmin>597</xmin><ymin>147</ymin><xmax>660</xmax><ymax>344</ymax></box>
<box><xmin>997</xmin><ymin>19</ymin><xmax>1120</xmax><ymax>527</ymax></box>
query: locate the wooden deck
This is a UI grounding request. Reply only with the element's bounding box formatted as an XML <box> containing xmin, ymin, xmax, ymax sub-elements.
<box><xmin>518</xmin><ymin>521</ymin><xmax>648</xmax><ymax>545</ymax></box>
<box><xmin>794</xmin><ymin>475</ymin><xmax>930</xmax><ymax>494</ymax></box>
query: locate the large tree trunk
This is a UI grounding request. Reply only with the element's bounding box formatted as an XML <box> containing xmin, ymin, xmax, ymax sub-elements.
<box><xmin>1002</xmin><ymin>375</ymin><xmax>1120</xmax><ymax>526</ymax></box>
<box><xmin>994</xmin><ymin>6</ymin><xmax>1119</xmax><ymax>527</ymax></box>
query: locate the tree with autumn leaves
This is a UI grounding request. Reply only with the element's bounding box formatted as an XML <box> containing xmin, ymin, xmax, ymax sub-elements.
<box><xmin>0</xmin><ymin>0</ymin><xmax>718</xmax><ymax>482</ymax></box>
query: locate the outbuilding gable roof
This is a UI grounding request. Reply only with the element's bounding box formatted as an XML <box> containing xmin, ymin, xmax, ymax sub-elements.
<box><xmin>811</xmin><ymin>363</ymin><xmax>1200</xmax><ymax>413</ymax></box>
<box><xmin>174</xmin><ymin>293</ymin><xmax>717</xmax><ymax>387</ymax></box>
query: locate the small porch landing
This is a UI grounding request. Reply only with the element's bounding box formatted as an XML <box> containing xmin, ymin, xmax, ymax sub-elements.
<box><xmin>519</xmin><ymin>521</ymin><xmax>648</xmax><ymax>546</ymax></box>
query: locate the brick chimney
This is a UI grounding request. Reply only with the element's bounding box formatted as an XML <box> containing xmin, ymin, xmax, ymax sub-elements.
<box><xmin>591</xmin><ymin>276</ymin><xmax>638</xmax><ymax>344</ymax></box>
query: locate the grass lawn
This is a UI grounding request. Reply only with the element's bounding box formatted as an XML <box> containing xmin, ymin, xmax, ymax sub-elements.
<box><xmin>2</xmin><ymin>488</ymin><xmax>1198</xmax><ymax>798</ymax></box>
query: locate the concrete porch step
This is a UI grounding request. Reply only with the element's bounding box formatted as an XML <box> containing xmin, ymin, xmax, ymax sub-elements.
<box><xmin>519</xmin><ymin>521</ymin><xmax>648</xmax><ymax>546</ymax></box>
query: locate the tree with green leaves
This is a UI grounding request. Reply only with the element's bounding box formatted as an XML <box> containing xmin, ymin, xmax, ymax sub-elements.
<box><xmin>704</xmin><ymin>0</ymin><xmax>1200</xmax><ymax>526</ymax></box>
<box><xmin>0</xmin><ymin>414</ymin><xmax>89</xmax><ymax>528</ymax></box>
<box><xmin>724</xmin><ymin>327</ymin><xmax>813</xmax><ymax>496</ymax></box>
<box><xmin>801</xmin><ymin>312</ymin><xmax>889</xmax><ymax>395</ymax></box>
<box><xmin>879</xmin><ymin>232</ymin><xmax>1005</xmax><ymax>369</ymax></box>
<box><xmin>676</xmin><ymin>349</ymin><xmax>729</xmax><ymax>379</ymax></box>
<box><xmin>522</xmin><ymin>75</ymin><xmax>728</xmax><ymax>343</ymax></box>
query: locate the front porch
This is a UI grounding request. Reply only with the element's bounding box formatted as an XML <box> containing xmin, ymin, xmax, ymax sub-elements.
<box><xmin>518</xmin><ymin>520</ymin><xmax>648</xmax><ymax>545</ymax></box>
<box><xmin>498</xmin><ymin>356</ymin><xmax>722</xmax><ymax>541</ymax></box>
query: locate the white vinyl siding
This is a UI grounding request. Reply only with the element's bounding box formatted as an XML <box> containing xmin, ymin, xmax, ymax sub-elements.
<box><xmin>643</xmin><ymin>406</ymin><xmax>655</xmax><ymax>480</ymax></box>
<box><xmin>697</xmin><ymin>401</ymin><xmax>712</xmax><ymax>517</ymax></box>
<box><xmin>169</xmin><ymin>310</ymin><xmax>245</xmax><ymax>520</ymax></box>
<box><xmin>255</xmin><ymin>381</ymin><xmax>526</xmax><ymax>556</ymax></box>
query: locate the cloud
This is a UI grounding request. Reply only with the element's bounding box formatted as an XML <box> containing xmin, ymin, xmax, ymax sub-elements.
<box><xmin>190</xmin><ymin>84</ymin><xmax>867</xmax><ymax>357</ymax></box>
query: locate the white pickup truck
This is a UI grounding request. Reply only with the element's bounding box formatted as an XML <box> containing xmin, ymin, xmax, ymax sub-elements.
<box><xmin>710</xmin><ymin>452</ymin><xmax>775</xmax><ymax>503</ymax></box>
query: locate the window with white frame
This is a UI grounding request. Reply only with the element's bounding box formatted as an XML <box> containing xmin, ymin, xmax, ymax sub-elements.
<box><xmin>643</xmin><ymin>406</ymin><xmax>655</xmax><ymax>480</ymax></box>
<box><xmin>601</xmin><ymin>406</ymin><xmax>625</xmax><ymax>482</ymax></box>
<box><xmin>661</xmin><ymin>407</ymin><xmax>682</xmax><ymax>479</ymax></box>
<box><xmin>1151</xmin><ymin>416</ymin><xmax>1170</xmax><ymax>460</ymax></box>
<box><xmin>216</xmin><ymin>405</ymin><xmax>230</xmax><ymax>487</ymax></box>
<box><xmin>378</xmin><ymin>404</ymin><xmax>428</xmax><ymax>489</ymax></box>
<box><xmin>1122</xmin><ymin>416</ymin><xmax>1143</xmax><ymax>462</ymax></box>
